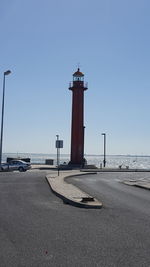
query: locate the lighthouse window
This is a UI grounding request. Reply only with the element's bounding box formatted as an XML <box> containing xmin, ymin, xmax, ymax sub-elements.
<box><xmin>73</xmin><ymin>76</ymin><xmax>84</xmax><ymax>81</ymax></box>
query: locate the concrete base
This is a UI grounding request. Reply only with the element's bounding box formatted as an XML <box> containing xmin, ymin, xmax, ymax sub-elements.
<box><xmin>68</xmin><ymin>157</ymin><xmax>87</xmax><ymax>169</ymax></box>
<box><xmin>68</xmin><ymin>163</ymin><xmax>83</xmax><ymax>169</ymax></box>
<box><xmin>83</xmin><ymin>165</ymin><xmax>98</xmax><ymax>169</ymax></box>
<box><xmin>68</xmin><ymin>162</ymin><xmax>98</xmax><ymax>170</ymax></box>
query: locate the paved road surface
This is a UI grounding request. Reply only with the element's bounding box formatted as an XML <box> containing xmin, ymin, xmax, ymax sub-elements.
<box><xmin>0</xmin><ymin>170</ymin><xmax>150</xmax><ymax>267</ymax></box>
<box><xmin>70</xmin><ymin>172</ymin><xmax>150</xmax><ymax>266</ymax></box>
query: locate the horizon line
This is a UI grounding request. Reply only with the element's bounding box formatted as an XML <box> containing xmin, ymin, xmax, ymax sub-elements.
<box><xmin>3</xmin><ymin>152</ymin><xmax>150</xmax><ymax>157</ymax></box>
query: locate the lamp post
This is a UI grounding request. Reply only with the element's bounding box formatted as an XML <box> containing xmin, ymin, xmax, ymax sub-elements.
<box><xmin>101</xmin><ymin>133</ymin><xmax>106</xmax><ymax>167</ymax></box>
<box><xmin>0</xmin><ymin>70</ymin><xmax>11</xmax><ymax>168</ymax></box>
<box><xmin>83</xmin><ymin>126</ymin><xmax>85</xmax><ymax>167</ymax></box>
<box><xmin>56</xmin><ymin>134</ymin><xmax>60</xmax><ymax>176</ymax></box>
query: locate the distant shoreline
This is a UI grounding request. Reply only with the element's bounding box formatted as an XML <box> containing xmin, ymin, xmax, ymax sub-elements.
<box><xmin>3</xmin><ymin>153</ymin><xmax>150</xmax><ymax>158</ymax></box>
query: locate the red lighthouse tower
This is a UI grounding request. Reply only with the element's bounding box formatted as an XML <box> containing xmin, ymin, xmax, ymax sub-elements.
<box><xmin>69</xmin><ymin>68</ymin><xmax>88</xmax><ymax>167</ymax></box>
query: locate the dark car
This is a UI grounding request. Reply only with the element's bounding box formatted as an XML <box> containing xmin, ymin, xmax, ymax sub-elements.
<box><xmin>1</xmin><ymin>160</ymin><xmax>31</xmax><ymax>172</ymax></box>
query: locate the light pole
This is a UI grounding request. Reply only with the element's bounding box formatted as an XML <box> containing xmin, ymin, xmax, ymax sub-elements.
<box><xmin>101</xmin><ymin>133</ymin><xmax>106</xmax><ymax>167</ymax></box>
<box><xmin>0</xmin><ymin>70</ymin><xmax>11</xmax><ymax>168</ymax></box>
<box><xmin>83</xmin><ymin>126</ymin><xmax>85</xmax><ymax>167</ymax></box>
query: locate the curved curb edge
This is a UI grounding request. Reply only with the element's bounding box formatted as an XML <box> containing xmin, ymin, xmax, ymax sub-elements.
<box><xmin>46</xmin><ymin>172</ymin><xmax>102</xmax><ymax>209</ymax></box>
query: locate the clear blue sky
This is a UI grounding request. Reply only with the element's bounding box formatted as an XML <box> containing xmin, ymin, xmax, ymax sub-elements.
<box><xmin>1</xmin><ymin>0</ymin><xmax>150</xmax><ymax>155</ymax></box>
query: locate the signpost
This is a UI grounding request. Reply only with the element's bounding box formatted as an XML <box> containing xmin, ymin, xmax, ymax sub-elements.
<box><xmin>56</xmin><ymin>135</ymin><xmax>63</xmax><ymax>176</ymax></box>
<box><xmin>101</xmin><ymin>133</ymin><xmax>106</xmax><ymax>167</ymax></box>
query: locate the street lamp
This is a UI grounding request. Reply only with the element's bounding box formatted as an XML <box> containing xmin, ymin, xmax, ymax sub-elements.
<box><xmin>101</xmin><ymin>133</ymin><xmax>106</xmax><ymax>167</ymax></box>
<box><xmin>83</xmin><ymin>126</ymin><xmax>85</xmax><ymax>167</ymax></box>
<box><xmin>0</xmin><ymin>70</ymin><xmax>11</xmax><ymax>167</ymax></box>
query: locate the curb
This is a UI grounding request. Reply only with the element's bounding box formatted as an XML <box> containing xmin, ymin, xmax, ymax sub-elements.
<box><xmin>123</xmin><ymin>181</ymin><xmax>150</xmax><ymax>190</ymax></box>
<box><xmin>83</xmin><ymin>168</ymin><xmax>150</xmax><ymax>172</ymax></box>
<box><xmin>46</xmin><ymin>172</ymin><xmax>102</xmax><ymax>209</ymax></box>
<box><xmin>134</xmin><ymin>184</ymin><xmax>150</xmax><ymax>190</ymax></box>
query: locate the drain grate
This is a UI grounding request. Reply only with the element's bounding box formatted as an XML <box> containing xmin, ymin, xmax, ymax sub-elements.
<box><xmin>81</xmin><ymin>197</ymin><xmax>95</xmax><ymax>203</ymax></box>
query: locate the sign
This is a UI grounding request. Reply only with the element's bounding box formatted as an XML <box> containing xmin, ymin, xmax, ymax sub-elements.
<box><xmin>56</xmin><ymin>140</ymin><xmax>63</xmax><ymax>149</ymax></box>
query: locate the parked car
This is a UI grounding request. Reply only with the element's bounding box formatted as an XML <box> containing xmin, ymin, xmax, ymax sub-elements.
<box><xmin>1</xmin><ymin>160</ymin><xmax>31</xmax><ymax>172</ymax></box>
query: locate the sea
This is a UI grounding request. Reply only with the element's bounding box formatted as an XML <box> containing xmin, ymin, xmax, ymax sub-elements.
<box><xmin>2</xmin><ymin>153</ymin><xmax>150</xmax><ymax>169</ymax></box>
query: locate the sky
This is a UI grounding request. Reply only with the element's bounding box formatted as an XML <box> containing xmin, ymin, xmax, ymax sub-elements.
<box><xmin>1</xmin><ymin>0</ymin><xmax>150</xmax><ymax>156</ymax></box>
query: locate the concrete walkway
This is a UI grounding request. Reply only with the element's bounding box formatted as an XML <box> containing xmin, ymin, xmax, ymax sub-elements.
<box><xmin>46</xmin><ymin>170</ymin><xmax>103</xmax><ymax>209</ymax></box>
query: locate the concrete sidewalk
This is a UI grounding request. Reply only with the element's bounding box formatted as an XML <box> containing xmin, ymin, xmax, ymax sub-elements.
<box><xmin>46</xmin><ymin>170</ymin><xmax>102</xmax><ymax>209</ymax></box>
<box><xmin>123</xmin><ymin>179</ymin><xmax>150</xmax><ymax>190</ymax></box>
<box><xmin>31</xmin><ymin>164</ymin><xmax>56</xmax><ymax>170</ymax></box>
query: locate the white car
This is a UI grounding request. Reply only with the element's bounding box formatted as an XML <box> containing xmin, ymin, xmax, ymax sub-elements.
<box><xmin>1</xmin><ymin>160</ymin><xmax>31</xmax><ymax>172</ymax></box>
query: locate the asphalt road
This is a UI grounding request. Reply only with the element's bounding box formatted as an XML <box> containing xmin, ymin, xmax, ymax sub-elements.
<box><xmin>0</xmin><ymin>170</ymin><xmax>150</xmax><ymax>267</ymax></box>
<box><xmin>70</xmin><ymin>172</ymin><xmax>150</xmax><ymax>267</ymax></box>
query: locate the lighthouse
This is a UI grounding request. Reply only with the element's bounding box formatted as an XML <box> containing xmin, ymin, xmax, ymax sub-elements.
<box><xmin>69</xmin><ymin>68</ymin><xmax>88</xmax><ymax>167</ymax></box>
